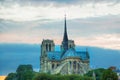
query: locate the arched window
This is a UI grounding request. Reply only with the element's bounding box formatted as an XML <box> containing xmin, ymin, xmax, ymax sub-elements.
<box><xmin>52</xmin><ymin>64</ymin><xmax>54</xmax><ymax>69</ymax></box>
<box><xmin>78</xmin><ymin>63</ymin><xmax>81</xmax><ymax>74</ymax></box>
<box><xmin>69</xmin><ymin>45</ymin><xmax>72</xmax><ymax>48</ymax></box>
<box><xmin>49</xmin><ymin>44</ymin><xmax>51</xmax><ymax>51</ymax></box>
<box><xmin>78</xmin><ymin>63</ymin><xmax>80</xmax><ymax>69</ymax></box>
<box><xmin>73</xmin><ymin>61</ymin><xmax>76</xmax><ymax>69</ymax></box>
<box><xmin>46</xmin><ymin>44</ymin><xmax>48</xmax><ymax>51</ymax></box>
<box><xmin>69</xmin><ymin>61</ymin><xmax>71</xmax><ymax>65</ymax></box>
<box><xmin>69</xmin><ymin>61</ymin><xmax>71</xmax><ymax>67</ymax></box>
<box><xmin>57</xmin><ymin>64</ymin><xmax>59</xmax><ymax>67</ymax></box>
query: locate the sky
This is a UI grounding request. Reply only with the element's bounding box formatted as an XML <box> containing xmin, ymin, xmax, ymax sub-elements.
<box><xmin>0</xmin><ymin>0</ymin><xmax>120</xmax><ymax>76</ymax></box>
<box><xmin>0</xmin><ymin>0</ymin><xmax>120</xmax><ymax>50</ymax></box>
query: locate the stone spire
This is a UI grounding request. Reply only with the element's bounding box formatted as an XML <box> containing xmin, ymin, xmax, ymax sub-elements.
<box><xmin>62</xmin><ymin>14</ymin><xmax>68</xmax><ymax>52</ymax></box>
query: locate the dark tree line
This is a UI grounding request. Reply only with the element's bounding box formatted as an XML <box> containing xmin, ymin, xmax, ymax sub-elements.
<box><xmin>5</xmin><ymin>65</ymin><xmax>118</xmax><ymax>80</ymax></box>
<box><xmin>33</xmin><ymin>73</ymin><xmax>92</xmax><ymax>80</ymax></box>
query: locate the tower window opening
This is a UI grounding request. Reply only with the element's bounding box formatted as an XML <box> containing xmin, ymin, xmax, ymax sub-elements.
<box><xmin>52</xmin><ymin>64</ymin><xmax>54</xmax><ymax>69</ymax></box>
<box><xmin>46</xmin><ymin>44</ymin><xmax>48</xmax><ymax>51</ymax></box>
<box><xmin>49</xmin><ymin>44</ymin><xmax>51</xmax><ymax>51</ymax></box>
<box><xmin>73</xmin><ymin>61</ymin><xmax>76</xmax><ymax>69</ymax></box>
<box><xmin>57</xmin><ymin>64</ymin><xmax>59</xmax><ymax>67</ymax></box>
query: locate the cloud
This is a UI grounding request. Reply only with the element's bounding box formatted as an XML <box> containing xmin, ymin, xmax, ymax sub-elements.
<box><xmin>0</xmin><ymin>0</ymin><xmax>120</xmax><ymax>22</ymax></box>
<box><xmin>68</xmin><ymin>15</ymin><xmax>120</xmax><ymax>36</ymax></box>
<box><xmin>76</xmin><ymin>34</ymin><xmax>120</xmax><ymax>50</ymax></box>
<box><xmin>0</xmin><ymin>0</ymin><xmax>120</xmax><ymax>7</ymax></box>
<box><xmin>0</xmin><ymin>1</ymin><xmax>119</xmax><ymax>50</ymax></box>
<box><xmin>0</xmin><ymin>32</ymin><xmax>120</xmax><ymax>50</ymax></box>
<box><xmin>0</xmin><ymin>14</ymin><xmax>120</xmax><ymax>50</ymax></box>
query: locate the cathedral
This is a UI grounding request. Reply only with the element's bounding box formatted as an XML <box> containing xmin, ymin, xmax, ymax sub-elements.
<box><xmin>40</xmin><ymin>16</ymin><xmax>90</xmax><ymax>75</ymax></box>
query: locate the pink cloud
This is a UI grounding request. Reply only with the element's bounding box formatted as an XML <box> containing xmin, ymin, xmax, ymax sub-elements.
<box><xmin>0</xmin><ymin>33</ymin><xmax>120</xmax><ymax>50</ymax></box>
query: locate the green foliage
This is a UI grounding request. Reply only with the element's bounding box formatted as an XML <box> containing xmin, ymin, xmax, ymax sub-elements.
<box><xmin>85</xmin><ymin>68</ymin><xmax>118</xmax><ymax>80</ymax></box>
<box><xmin>7</xmin><ymin>65</ymin><xmax>118</xmax><ymax>80</ymax></box>
<box><xmin>16</xmin><ymin>65</ymin><xmax>34</xmax><ymax>80</ymax></box>
<box><xmin>16</xmin><ymin>64</ymin><xmax>33</xmax><ymax>73</ymax></box>
<box><xmin>85</xmin><ymin>68</ymin><xmax>105</xmax><ymax>80</ymax></box>
<box><xmin>6</xmin><ymin>72</ymin><xmax>93</xmax><ymax>80</ymax></box>
<box><xmin>33</xmin><ymin>73</ymin><xmax>92</xmax><ymax>80</ymax></box>
<box><xmin>5</xmin><ymin>64</ymin><xmax>35</xmax><ymax>80</ymax></box>
<box><xmin>17</xmin><ymin>70</ymin><xmax>34</xmax><ymax>80</ymax></box>
<box><xmin>5</xmin><ymin>73</ymin><xmax>16</xmax><ymax>80</ymax></box>
<box><xmin>33</xmin><ymin>73</ymin><xmax>52</xmax><ymax>80</ymax></box>
<box><xmin>101</xmin><ymin>69</ymin><xmax>118</xmax><ymax>80</ymax></box>
<box><xmin>6</xmin><ymin>64</ymin><xmax>94</xmax><ymax>80</ymax></box>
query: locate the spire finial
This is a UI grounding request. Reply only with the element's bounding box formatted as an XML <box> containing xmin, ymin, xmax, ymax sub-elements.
<box><xmin>65</xmin><ymin>14</ymin><xmax>66</xmax><ymax>17</ymax></box>
<box><xmin>64</xmin><ymin>14</ymin><xmax>66</xmax><ymax>21</ymax></box>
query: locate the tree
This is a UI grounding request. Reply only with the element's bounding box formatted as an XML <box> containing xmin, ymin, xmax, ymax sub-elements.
<box><xmin>33</xmin><ymin>73</ymin><xmax>92</xmax><ymax>80</ymax></box>
<box><xmin>16</xmin><ymin>65</ymin><xmax>34</xmax><ymax>80</ymax></box>
<box><xmin>5</xmin><ymin>64</ymin><xmax>34</xmax><ymax>80</ymax></box>
<box><xmin>16</xmin><ymin>64</ymin><xmax>33</xmax><ymax>73</ymax></box>
<box><xmin>33</xmin><ymin>73</ymin><xmax>52</xmax><ymax>80</ymax></box>
<box><xmin>5</xmin><ymin>73</ymin><xmax>16</xmax><ymax>80</ymax></box>
<box><xmin>101</xmin><ymin>69</ymin><xmax>118</xmax><ymax>80</ymax></box>
<box><xmin>85</xmin><ymin>68</ymin><xmax>105</xmax><ymax>80</ymax></box>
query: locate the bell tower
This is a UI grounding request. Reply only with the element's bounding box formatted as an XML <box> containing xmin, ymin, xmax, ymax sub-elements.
<box><xmin>68</xmin><ymin>40</ymin><xmax>75</xmax><ymax>49</ymax></box>
<box><xmin>40</xmin><ymin>39</ymin><xmax>55</xmax><ymax>72</ymax></box>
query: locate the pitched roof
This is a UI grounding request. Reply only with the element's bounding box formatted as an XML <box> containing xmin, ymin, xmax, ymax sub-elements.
<box><xmin>47</xmin><ymin>51</ymin><xmax>62</xmax><ymax>61</ymax></box>
<box><xmin>62</xmin><ymin>48</ymin><xmax>78</xmax><ymax>59</ymax></box>
<box><xmin>62</xmin><ymin>48</ymin><xmax>89</xmax><ymax>60</ymax></box>
<box><xmin>47</xmin><ymin>48</ymin><xmax>89</xmax><ymax>61</ymax></box>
